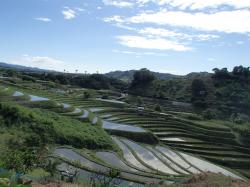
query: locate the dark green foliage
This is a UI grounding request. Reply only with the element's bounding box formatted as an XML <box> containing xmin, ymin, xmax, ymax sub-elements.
<box><xmin>131</xmin><ymin>68</ymin><xmax>155</xmax><ymax>87</ymax></box>
<box><xmin>202</xmin><ymin>109</ymin><xmax>218</xmax><ymax>120</ymax></box>
<box><xmin>105</xmin><ymin>70</ymin><xmax>178</xmax><ymax>82</ymax></box>
<box><xmin>21</xmin><ymin>75</ymin><xmax>36</xmax><ymax>82</ymax></box>
<box><xmin>4</xmin><ymin>69</ymin><xmax>18</xmax><ymax>77</ymax></box>
<box><xmin>31</xmin><ymin>72</ymin><xmax>128</xmax><ymax>91</ymax></box>
<box><xmin>136</xmin><ymin>96</ymin><xmax>143</xmax><ymax>106</ymax></box>
<box><xmin>233</xmin><ymin>66</ymin><xmax>250</xmax><ymax>77</ymax></box>
<box><xmin>83</xmin><ymin>91</ymin><xmax>90</xmax><ymax>99</ymax></box>
<box><xmin>212</xmin><ymin>67</ymin><xmax>231</xmax><ymax>80</ymax></box>
<box><xmin>1</xmin><ymin>149</ymin><xmax>38</xmax><ymax>173</ymax></box>
<box><xmin>129</xmin><ymin>68</ymin><xmax>155</xmax><ymax>96</ymax></box>
<box><xmin>191</xmin><ymin>79</ymin><xmax>208</xmax><ymax>108</ymax></box>
<box><xmin>211</xmin><ymin>66</ymin><xmax>250</xmax><ymax>118</ymax></box>
<box><xmin>43</xmin><ymin>159</ymin><xmax>61</xmax><ymax>177</ymax></box>
<box><xmin>193</xmin><ymin>100</ymin><xmax>208</xmax><ymax>108</ymax></box>
<box><xmin>191</xmin><ymin>79</ymin><xmax>207</xmax><ymax>98</ymax></box>
<box><xmin>154</xmin><ymin>104</ymin><xmax>162</xmax><ymax>112</ymax></box>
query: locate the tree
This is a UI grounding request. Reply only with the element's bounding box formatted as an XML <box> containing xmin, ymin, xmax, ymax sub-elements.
<box><xmin>191</xmin><ymin>79</ymin><xmax>207</xmax><ymax>98</ymax></box>
<box><xmin>130</xmin><ymin>68</ymin><xmax>155</xmax><ymax>88</ymax></box>
<box><xmin>212</xmin><ymin>67</ymin><xmax>230</xmax><ymax>79</ymax></box>
<box><xmin>191</xmin><ymin>79</ymin><xmax>208</xmax><ymax>108</ymax></box>
<box><xmin>233</xmin><ymin>65</ymin><xmax>244</xmax><ymax>76</ymax></box>
<box><xmin>129</xmin><ymin>68</ymin><xmax>155</xmax><ymax>96</ymax></box>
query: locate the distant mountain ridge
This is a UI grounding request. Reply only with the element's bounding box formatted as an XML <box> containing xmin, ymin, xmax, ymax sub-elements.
<box><xmin>105</xmin><ymin>70</ymin><xmax>181</xmax><ymax>82</ymax></box>
<box><xmin>0</xmin><ymin>62</ymin><xmax>55</xmax><ymax>73</ymax></box>
<box><xmin>0</xmin><ymin>62</ymin><xmax>211</xmax><ymax>80</ymax></box>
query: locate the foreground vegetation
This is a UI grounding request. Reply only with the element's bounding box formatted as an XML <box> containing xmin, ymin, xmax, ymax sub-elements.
<box><xmin>0</xmin><ymin>101</ymin><xmax>116</xmax><ymax>173</ymax></box>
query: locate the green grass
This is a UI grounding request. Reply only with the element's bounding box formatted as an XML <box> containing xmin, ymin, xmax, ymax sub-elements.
<box><xmin>25</xmin><ymin>168</ymin><xmax>50</xmax><ymax>181</ymax></box>
<box><xmin>0</xmin><ymin>101</ymin><xmax>117</xmax><ymax>151</ymax></box>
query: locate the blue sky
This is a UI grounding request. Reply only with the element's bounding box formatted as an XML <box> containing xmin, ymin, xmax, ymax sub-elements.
<box><xmin>0</xmin><ymin>0</ymin><xmax>250</xmax><ymax>75</ymax></box>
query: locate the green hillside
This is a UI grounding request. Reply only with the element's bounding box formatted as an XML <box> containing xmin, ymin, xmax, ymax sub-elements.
<box><xmin>0</xmin><ymin>65</ymin><xmax>250</xmax><ymax>186</ymax></box>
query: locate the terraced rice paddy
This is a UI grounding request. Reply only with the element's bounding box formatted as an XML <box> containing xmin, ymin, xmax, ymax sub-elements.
<box><xmin>93</xmin><ymin>105</ymin><xmax>250</xmax><ymax>179</ymax></box>
<box><xmin>54</xmin><ymin>148</ymin><xmax>171</xmax><ymax>185</ymax></box>
<box><xmin>1</xmin><ymin>84</ymin><xmax>249</xmax><ymax>183</ymax></box>
<box><xmin>102</xmin><ymin>121</ymin><xmax>146</xmax><ymax>133</ymax></box>
<box><xmin>121</xmin><ymin>139</ymin><xmax>179</xmax><ymax>175</ymax></box>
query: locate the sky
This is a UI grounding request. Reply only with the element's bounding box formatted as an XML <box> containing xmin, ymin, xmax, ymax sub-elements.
<box><xmin>0</xmin><ymin>0</ymin><xmax>250</xmax><ymax>75</ymax></box>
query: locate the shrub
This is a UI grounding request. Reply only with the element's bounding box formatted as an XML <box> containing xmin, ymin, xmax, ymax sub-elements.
<box><xmin>193</xmin><ymin>100</ymin><xmax>208</xmax><ymax>108</ymax></box>
<box><xmin>202</xmin><ymin>108</ymin><xmax>218</xmax><ymax>120</ymax></box>
<box><xmin>154</xmin><ymin>104</ymin><xmax>162</xmax><ymax>112</ymax></box>
<box><xmin>83</xmin><ymin>91</ymin><xmax>90</xmax><ymax>99</ymax></box>
<box><xmin>21</xmin><ymin>75</ymin><xmax>36</xmax><ymax>83</ymax></box>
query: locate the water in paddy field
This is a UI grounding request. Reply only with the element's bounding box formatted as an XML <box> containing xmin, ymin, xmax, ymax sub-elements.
<box><xmin>112</xmin><ymin>137</ymin><xmax>153</xmax><ymax>172</ymax></box>
<box><xmin>96</xmin><ymin>98</ymin><xmax>126</xmax><ymax>104</ymax></box>
<box><xmin>54</xmin><ymin>148</ymin><xmax>108</xmax><ymax>172</ymax></box>
<box><xmin>102</xmin><ymin>120</ymin><xmax>146</xmax><ymax>133</ymax></box>
<box><xmin>54</xmin><ymin>148</ymin><xmax>143</xmax><ymax>187</ymax></box>
<box><xmin>96</xmin><ymin>152</ymin><xmax>139</xmax><ymax>173</ymax></box>
<box><xmin>155</xmin><ymin>146</ymin><xmax>199</xmax><ymax>174</ymax></box>
<box><xmin>92</xmin><ymin>117</ymin><xmax>98</xmax><ymax>124</ymax></box>
<box><xmin>89</xmin><ymin>107</ymin><xmax>104</xmax><ymax>112</ymax></box>
<box><xmin>62</xmin><ymin>103</ymin><xmax>71</xmax><ymax>109</ymax></box>
<box><xmin>100</xmin><ymin>114</ymin><xmax>113</xmax><ymax>118</ymax></box>
<box><xmin>29</xmin><ymin>95</ymin><xmax>49</xmax><ymax>102</ymax></box>
<box><xmin>160</xmin><ymin>137</ymin><xmax>185</xmax><ymax>142</ymax></box>
<box><xmin>179</xmin><ymin>152</ymin><xmax>243</xmax><ymax>179</ymax></box>
<box><xmin>58</xmin><ymin>163</ymin><xmax>143</xmax><ymax>187</ymax></box>
<box><xmin>121</xmin><ymin>139</ymin><xmax>178</xmax><ymax>175</ymax></box>
<box><xmin>78</xmin><ymin>110</ymin><xmax>89</xmax><ymax>118</ymax></box>
<box><xmin>12</xmin><ymin>91</ymin><xmax>24</xmax><ymax>97</ymax></box>
<box><xmin>70</xmin><ymin>108</ymin><xmax>82</xmax><ymax>114</ymax></box>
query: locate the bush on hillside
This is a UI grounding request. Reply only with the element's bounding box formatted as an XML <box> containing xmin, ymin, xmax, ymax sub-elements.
<box><xmin>154</xmin><ymin>104</ymin><xmax>162</xmax><ymax>112</ymax></box>
<box><xmin>202</xmin><ymin>108</ymin><xmax>218</xmax><ymax>120</ymax></box>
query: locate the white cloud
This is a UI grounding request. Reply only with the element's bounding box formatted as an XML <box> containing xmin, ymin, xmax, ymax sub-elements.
<box><xmin>102</xmin><ymin>0</ymin><xmax>134</xmax><ymax>8</ymax></box>
<box><xmin>236</xmin><ymin>41</ymin><xmax>244</xmax><ymax>44</ymax></box>
<box><xmin>102</xmin><ymin>0</ymin><xmax>250</xmax><ymax>9</ymax></box>
<box><xmin>138</xmin><ymin>28</ymin><xmax>219</xmax><ymax>41</ymax></box>
<box><xmin>34</xmin><ymin>17</ymin><xmax>51</xmax><ymax>22</ymax></box>
<box><xmin>103</xmin><ymin>0</ymin><xmax>250</xmax><ymax>53</ymax></box>
<box><xmin>128</xmin><ymin>10</ymin><xmax>250</xmax><ymax>34</ymax></box>
<box><xmin>152</xmin><ymin>0</ymin><xmax>250</xmax><ymax>10</ymax></box>
<box><xmin>104</xmin><ymin>15</ymin><xmax>125</xmax><ymax>23</ymax></box>
<box><xmin>11</xmin><ymin>55</ymin><xmax>66</xmax><ymax>71</ymax></box>
<box><xmin>197</xmin><ymin>34</ymin><xmax>219</xmax><ymax>41</ymax></box>
<box><xmin>117</xmin><ymin>35</ymin><xmax>191</xmax><ymax>51</ymax></box>
<box><xmin>97</xmin><ymin>6</ymin><xmax>102</xmax><ymax>10</ymax></box>
<box><xmin>112</xmin><ymin>49</ymin><xmax>169</xmax><ymax>56</ymax></box>
<box><xmin>62</xmin><ymin>8</ymin><xmax>76</xmax><ymax>20</ymax></box>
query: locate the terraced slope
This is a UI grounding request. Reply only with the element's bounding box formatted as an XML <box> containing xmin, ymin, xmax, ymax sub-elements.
<box><xmin>0</xmin><ymin>84</ymin><xmax>248</xmax><ymax>183</ymax></box>
<box><xmin>92</xmin><ymin>106</ymin><xmax>250</xmax><ymax>179</ymax></box>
